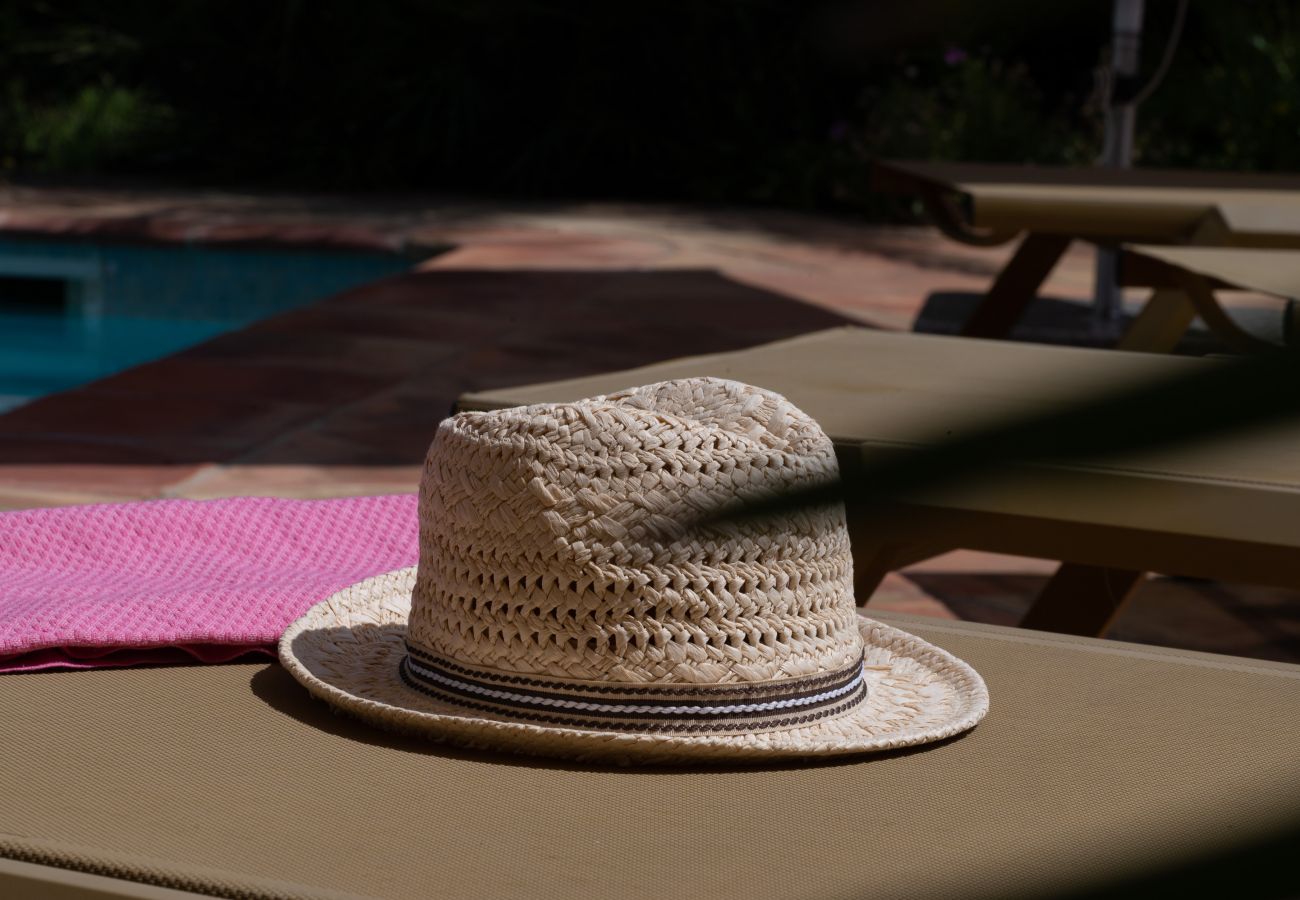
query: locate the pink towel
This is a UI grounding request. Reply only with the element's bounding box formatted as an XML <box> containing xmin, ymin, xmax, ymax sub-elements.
<box><xmin>0</xmin><ymin>494</ymin><xmax>419</xmax><ymax>672</ymax></box>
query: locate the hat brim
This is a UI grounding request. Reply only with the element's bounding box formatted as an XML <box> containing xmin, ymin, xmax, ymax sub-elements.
<box><xmin>279</xmin><ymin>568</ymin><xmax>989</xmax><ymax>764</ymax></box>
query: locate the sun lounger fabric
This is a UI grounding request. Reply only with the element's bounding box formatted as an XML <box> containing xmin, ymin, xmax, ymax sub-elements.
<box><xmin>0</xmin><ymin>494</ymin><xmax>418</xmax><ymax>672</ymax></box>
<box><xmin>2</xmin><ymin>613</ymin><xmax>1299</xmax><ymax>898</ymax></box>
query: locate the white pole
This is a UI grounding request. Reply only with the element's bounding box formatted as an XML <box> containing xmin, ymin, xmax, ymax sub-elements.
<box><xmin>1093</xmin><ymin>0</ymin><xmax>1145</xmax><ymax>335</ymax></box>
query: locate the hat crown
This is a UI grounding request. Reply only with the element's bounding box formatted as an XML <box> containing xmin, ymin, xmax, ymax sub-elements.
<box><xmin>406</xmin><ymin>378</ymin><xmax>862</xmax><ymax>688</ymax></box>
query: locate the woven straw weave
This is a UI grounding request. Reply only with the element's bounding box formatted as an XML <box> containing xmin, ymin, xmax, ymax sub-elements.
<box><xmin>281</xmin><ymin>377</ymin><xmax>988</xmax><ymax>761</ymax></box>
<box><xmin>408</xmin><ymin>377</ymin><xmax>862</xmax><ymax>686</ymax></box>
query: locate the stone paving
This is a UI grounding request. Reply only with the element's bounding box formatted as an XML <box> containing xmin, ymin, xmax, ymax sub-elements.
<box><xmin>0</xmin><ymin>184</ymin><xmax>1295</xmax><ymax>662</ymax></box>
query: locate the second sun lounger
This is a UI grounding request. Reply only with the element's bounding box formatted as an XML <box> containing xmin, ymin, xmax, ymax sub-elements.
<box><xmin>872</xmin><ymin>159</ymin><xmax>1300</xmax><ymax>340</ymax></box>
<box><xmin>458</xmin><ymin>326</ymin><xmax>1300</xmax><ymax>637</ymax></box>
<box><xmin>1119</xmin><ymin>244</ymin><xmax>1300</xmax><ymax>352</ymax></box>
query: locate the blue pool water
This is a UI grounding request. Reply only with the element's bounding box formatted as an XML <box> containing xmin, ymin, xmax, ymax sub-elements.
<box><xmin>0</xmin><ymin>237</ymin><xmax>422</xmax><ymax>413</ymax></box>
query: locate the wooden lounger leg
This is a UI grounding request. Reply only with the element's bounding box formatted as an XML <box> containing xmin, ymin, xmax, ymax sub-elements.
<box><xmin>1019</xmin><ymin>563</ymin><xmax>1146</xmax><ymax>636</ymax></box>
<box><xmin>1118</xmin><ymin>288</ymin><xmax>1197</xmax><ymax>353</ymax></box>
<box><xmin>845</xmin><ymin>500</ymin><xmax>952</xmax><ymax>606</ymax></box>
<box><xmin>849</xmin><ymin>540</ymin><xmax>952</xmax><ymax>606</ymax></box>
<box><xmin>1178</xmin><ymin>272</ymin><xmax>1278</xmax><ymax>353</ymax></box>
<box><xmin>961</xmin><ymin>233</ymin><xmax>1072</xmax><ymax>339</ymax></box>
<box><xmin>852</xmin><ymin>542</ymin><xmax>898</xmax><ymax>603</ymax></box>
<box><xmin>847</xmin><ymin>510</ymin><xmax>908</xmax><ymax>602</ymax></box>
<box><xmin>852</xmin><ymin>534</ymin><xmax>959</xmax><ymax>606</ymax></box>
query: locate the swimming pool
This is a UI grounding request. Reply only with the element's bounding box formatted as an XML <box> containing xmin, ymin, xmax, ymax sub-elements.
<box><xmin>0</xmin><ymin>236</ymin><xmax>424</xmax><ymax>413</ymax></box>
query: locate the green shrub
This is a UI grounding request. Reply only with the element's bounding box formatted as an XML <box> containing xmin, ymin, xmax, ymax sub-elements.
<box><xmin>855</xmin><ymin>54</ymin><xmax>1096</xmax><ymax>167</ymax></box>
<box><xmin>17</xmin><ymin>81</ymin><xmax>173</xmax><ymax>172</ymax></box>
<box><xmin>1138</xmin><ymin>6</ymin><xmax>1300</xmax><ymax>172</ymax></box>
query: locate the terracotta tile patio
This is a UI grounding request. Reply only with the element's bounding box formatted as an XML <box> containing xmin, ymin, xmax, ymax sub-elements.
<box><xmin>0</xmin><ymin>185</ymin><xmax>1295</xmax><ymax>662</ymax></box>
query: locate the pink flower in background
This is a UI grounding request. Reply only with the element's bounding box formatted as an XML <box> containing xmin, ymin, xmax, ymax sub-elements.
<box><xmin>943</xmin><ymin>46</ymin><xmax>968</xmax><ymax>66</ymax></box>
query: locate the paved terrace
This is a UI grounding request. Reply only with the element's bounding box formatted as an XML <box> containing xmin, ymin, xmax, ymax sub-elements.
<box><xmin>0</xmin><ymin>184</ymin><xmax>1295</xmax><ymax>663</ymax></box>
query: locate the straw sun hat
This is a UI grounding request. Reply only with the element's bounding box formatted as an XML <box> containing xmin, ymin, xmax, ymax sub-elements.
<box><xmin>280</xmin><ymin>377</ymin><xmax>987</xmax><ymax>763</ymax></box>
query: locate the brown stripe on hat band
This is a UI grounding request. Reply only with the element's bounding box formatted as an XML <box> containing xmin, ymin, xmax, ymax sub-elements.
<box><xmin>398</xmin><ymin>648</ymin><xmax>867</xmax><ymax>733</ymax></box>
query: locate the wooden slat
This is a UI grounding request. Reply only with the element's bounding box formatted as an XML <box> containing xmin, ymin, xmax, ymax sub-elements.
<box><xmin>1126</xmin><ymin>246</ymin><xmax>1300</xmax><ymax>299</ymax></box>
<box><xmin>959</xmin><ymin>233</ymin><xmax>1070</xmax><ymax>338</ymax></box>
<box><xmin>1118</xmin><ymin>288</ymin><xmax>1198</xmax><ymax>352</ymax></box>
<box><xmin>872</xmin><ymin>160</ymin><xmax>1300</xmax><ymax>246</ymax></box>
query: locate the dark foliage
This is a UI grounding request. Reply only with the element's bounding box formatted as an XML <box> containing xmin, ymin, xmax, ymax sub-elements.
<box><xmin>1</xmin><ymin>2</ymin><xmax>1297</xmax><ymax>208</ymax></box>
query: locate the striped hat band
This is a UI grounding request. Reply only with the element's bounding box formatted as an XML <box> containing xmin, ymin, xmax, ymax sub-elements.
<box><xmin>399</xmin><ymin>643</ymin><xmax>868</xmax><ymax>735</ymax></box>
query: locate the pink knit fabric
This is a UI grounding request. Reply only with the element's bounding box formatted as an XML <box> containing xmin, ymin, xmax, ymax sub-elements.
<box><xmin>0</xmin><ymin>494</ymin><xmax>418</xmax><ymax>672</ymax></box>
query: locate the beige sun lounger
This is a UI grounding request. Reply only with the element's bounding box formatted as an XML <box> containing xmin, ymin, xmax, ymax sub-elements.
<box><xmin>458</xmin><ymin>327</ymin><xmax>1300</xmax><ymax>637</ymax></box>
<box><xmin>872</xmin><ymin>160</ymin><xmax>1300</xmax><ymax>340</ymax></box>
<box><xmin>1119</xmin><ymin>245</ymin><xmax>1300</xmax><ymax>352</ymax></box>
<box><xmin>3</xmin><ymin>612</ymin><xmax>1299</xmax><ymax>899</ymax></box>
